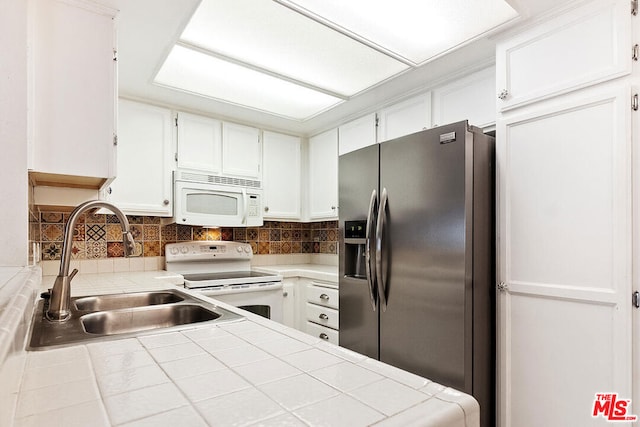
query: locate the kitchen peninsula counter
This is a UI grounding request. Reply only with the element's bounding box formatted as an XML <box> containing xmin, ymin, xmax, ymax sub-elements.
<box><xmin>3</xmin><ymin>270</ymin><xmax>478</xmax><ymax>427</ymax></box>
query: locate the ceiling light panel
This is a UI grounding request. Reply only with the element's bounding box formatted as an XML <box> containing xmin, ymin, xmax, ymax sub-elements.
<box><xmin>155</xmin><ymin>45</ymin><xmax>343</xmax><ymax>120</ymax></box>
<box><xmin>277</xmin><ymin>0</ymin><xmax>519</xmax><ymax>64</ymax></box>
<box><xmin>179</xmin><ymin>0</ymin><xmax>409</xmax><ymax>97</ymax></box>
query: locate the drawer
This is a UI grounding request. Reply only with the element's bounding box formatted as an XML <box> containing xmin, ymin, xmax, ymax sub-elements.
<box><xmin>306</xmin><ymin>303</ymin><xmax>339</xmax><ymax>330</ymax></box>
<box><xmin>307</xmin><ymin>321</ymin><xmax>339</xmax><ymax>345</ymax></box>
<box><xmin>307</xmin><ymin>285</ymin><xmax>338</xmax><ymax>309</ymax></box>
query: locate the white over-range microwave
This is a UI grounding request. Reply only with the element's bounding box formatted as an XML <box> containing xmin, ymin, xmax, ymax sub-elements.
<box><xmin>173</xmin><ymin>171</ymin><xmax>263</xmax><ymax>227</ymax></box>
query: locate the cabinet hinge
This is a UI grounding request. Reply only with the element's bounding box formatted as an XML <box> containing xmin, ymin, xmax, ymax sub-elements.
<box><xmin>634</xmin><ymin>44</ymin><xmax>639</xmax><ymax>61</ymax></box>
<box><xmin>175</xmin><ymin>116</ymin><xmax>178</xmax><ymax>127</ymax></box>
<box><xmin>633</xmin><ymin>0</ymin><xmax>638</xmax><ymax>15</ymax></box>
<box><xmin>375</xmin><ymin>113</ymin><xmax>379</xmax><ymax>128</ymax></box>
<box><xmin>113</xmin><ymin>49</ymin><xmax>118</xmax><ymax>62</ymax></box>
<box><xmin>497</xmin><ymin>282</ymin><xmax>508</xmax><ymax>292</ymax></box>
<box><xmin>113</xmin><ymin>134</ymin><xmax>118</xmax><ymax>146</ymax></box>
<box><xmin>633</xmin><ymin>94</ymin><xmax>639</xmax><ymax>111</ymax></box>
<box><xmin>174</xmin><ymin>152</ymin><xmax>178</xmax><ymax>162</ymax></box>
<box><xmin>633</xmin><ymin>291</ymin><xmax>640</xmax><ymax>308</ymax></box>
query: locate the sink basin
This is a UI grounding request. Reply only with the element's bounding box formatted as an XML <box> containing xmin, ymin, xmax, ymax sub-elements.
<box><xmin>74</xmin><ymin>291</ymin><xmax>184</xmax><ymax>311</ymax></box>
<box><xmin>28</xmin><ymin>289</ymin><xmax>243</xmax><ymax>349</ymax></box>
<box><xmin>81</xmin><ymin>304</ymin><xmax>219</xmax><ymax>335</ymax></box>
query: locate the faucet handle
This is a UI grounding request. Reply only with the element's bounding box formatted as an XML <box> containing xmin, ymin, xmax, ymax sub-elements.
<box><xmin>123</xmin><ymin>231</ymin><xmax>137</xmax><ymax>257</ymax></box>
<box><xmin>69</xmin><ymin>268</ymin><xmax>79</xmax><ymax>281</ymax></box>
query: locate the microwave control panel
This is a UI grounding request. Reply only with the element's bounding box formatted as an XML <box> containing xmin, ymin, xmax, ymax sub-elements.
<box><xmin>247</xmin><ymin>195</ymin><xmax>260</xmax><ymax>218</ymax></box>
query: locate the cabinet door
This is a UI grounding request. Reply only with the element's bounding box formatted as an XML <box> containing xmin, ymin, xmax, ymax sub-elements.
<box><xmin>262</xmin><ymin>131</ymin><xmax>301</xmax><ymax>219</ymax></box>
<box><xmin>309</xmin><ymin>129</ymin><xmax>338</xmax><ymax>220</ymax></box>
<box><xmin>108</xmin><ymin>99</ymin><xmax>173</xmax><ymax>216</ymax></box>
<box><xmin>432</xmin><ymin>66</ymin><xmax>496</xmax><ymax>129</ymax></box>
<box><xmin>176</xmin><ymin>112</ymin><xmax>221</xmax><ymax>173</ymax></box>
<box><xmin>30</xmin><ymin>0</ymin><xmax>116</xmax><ymax>184</ymax></box>
<box><xmin>282</xmin><ymin>279</ymin><xmax>297</xmax><ymax>329</ymax></box>
<box><xmin>338</xmin><ymin>114</ymin><xmax>377</xmax><ymax>155</ymax></box>
<box><xmin>497</xmin><ymin>83</ymin><xmax>632</xmax><ymax>427</ymax></box>
<box><xmin>222</xmin><ymin>122</ymin><xmax>261</xmax><ymax>179</ymax></box>
<box><xmin>496</xmin><ymin>0</ymin><xmax>631</xmax><ymax>112</ymax></box>
<box><xmin>378</xmin><ymin>93</ymin><xmax>431</xmax><ymax>142</ymax></box>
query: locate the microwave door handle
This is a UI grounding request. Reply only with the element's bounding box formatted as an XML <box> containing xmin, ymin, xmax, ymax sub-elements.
<box><xmin>241</xmin><ymin>188</ymin><xmax>248</xmax><ymax>224</ymax></box>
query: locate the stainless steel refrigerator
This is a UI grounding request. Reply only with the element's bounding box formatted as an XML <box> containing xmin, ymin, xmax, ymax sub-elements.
<box><xmin>339</xmin><ymin>121</ymin><xmax>495</xmax><ymax>427</ymax></box>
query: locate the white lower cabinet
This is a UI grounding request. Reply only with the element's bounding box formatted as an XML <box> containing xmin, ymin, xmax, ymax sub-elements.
<box><xmin>281</xmin><ymin>279</ymin><xmax>297</xmax><ymax>329</ymax></box>
<box><xmin>305</xmin><ymin>281</ymin><xmax>339</xmax><ymax>344</ymax></box>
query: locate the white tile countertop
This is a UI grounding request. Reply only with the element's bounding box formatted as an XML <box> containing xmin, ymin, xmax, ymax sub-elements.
<box><xmin>252</xmin><ymin>264</ymin><xmax>338</xmax><ymax>283</ymax></box>
<box><xmin>5</xmin><ymin>270</ymin><xmax>478</xmax><ymax>427</ymax></box>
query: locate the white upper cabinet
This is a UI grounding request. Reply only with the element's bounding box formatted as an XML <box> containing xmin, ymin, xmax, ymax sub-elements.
<box><xmin>496</xmin><ymin>0</ymin><xmax>631</xmax><ymax>112</ymax></box>
<box><xmin>176</xmin><ymin>112</ymin><xmax>221</xmax><ymax>174</ymax></box>
<box><xmin>176</xmin><ymin>113</ymin><xmax>262</xmax><ymax>182</ymax></box>
<box><xmin>262</xmin><ymin>131</ymin><xmax>301</xmax><ymax>219</ymax></box>
<box><xmin>222</xmin><ymin>122</ymin><xmax>262</xmax><ymax>180</ymax></box>
<box><xmin>308</xmin><ymin>129</ymin><xmax>338</xmax><ymax>220</ymax></box>
<box><xmin>432</xmin><ymin>66</ymin><xmax>496</xmax><ymax>129</ymax></box>
<box><xmin>29</xmin><ymin>0</ymin><xmax>116</xmax><ymax>188</ymax></box>
<box><xmin>338</xmin><ymin>113</ymin><xmax>377</xmax><ymax>155</ymax></box>
<box><xmin>378</xmin><ymin>93</ymin><xmax>431</xmax><ymax>142</ymax></box>
<box><xmin>107</xmin><ymin>99</ymin><xmax>174</xmax><ymax>216</ymax></box>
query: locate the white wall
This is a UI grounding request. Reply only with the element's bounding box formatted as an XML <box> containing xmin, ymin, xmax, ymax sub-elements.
<box><xmin>0</xmin><ymin>0</ymin><xmax>29</xmax><ymax>266</ymax></box>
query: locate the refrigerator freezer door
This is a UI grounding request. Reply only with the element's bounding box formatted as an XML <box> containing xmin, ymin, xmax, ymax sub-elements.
<box><xmin>339</xmin><ymin>144</ymin><xmax>379</xmax><ymax>359</ymax></box>
<box><xmin>378</xmin><ymin>122</ymin><xmax>471</xmax><ymax>391</ymax></box>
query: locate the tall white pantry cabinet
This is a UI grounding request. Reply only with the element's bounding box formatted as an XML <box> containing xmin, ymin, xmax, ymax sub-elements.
<box><xmin>495</xmin><ymin>0</ymin><xmax>636</xmax><ymax>426</ymax></box>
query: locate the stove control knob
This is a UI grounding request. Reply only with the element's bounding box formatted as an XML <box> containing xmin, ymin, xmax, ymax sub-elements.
<box><xmin>180</xmin><ymin>246</ymin><xmax>189</xmax><ymax>254</ymax></box>
<box><xmin>169</xmin><ymin>247</ymin><xmax>178</xmax><ymax>255</ymax></box>
<box><xmin>243</xmin><ymin>246</ymin><xmax>251</xmax><ymax>254</ymax></box>
<box><xmin>236</xmin><ymin>246</ymin><xmax>243</xmax><ymax>253</ymax></box>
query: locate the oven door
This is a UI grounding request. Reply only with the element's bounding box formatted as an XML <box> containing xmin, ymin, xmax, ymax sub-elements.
<box><xmin>174</xmin><ymin>180</ymin><xmax>263</xmax><ymax>227</ymax></box>
<box><xmin>197</xmin><ymin>285</ymin><xmax>283</xmax><ymax>323</ymax></box>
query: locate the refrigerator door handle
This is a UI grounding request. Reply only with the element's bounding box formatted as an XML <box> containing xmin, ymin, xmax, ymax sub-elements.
<box><xmin>365</xmin><ymin>189</ymin><xmax>378</xmax><ymax>311</ymax></box>
<box><xmin>376</xmin><ymin>187</ymin><xmax>388</xmax><ymax>311</ymax></box>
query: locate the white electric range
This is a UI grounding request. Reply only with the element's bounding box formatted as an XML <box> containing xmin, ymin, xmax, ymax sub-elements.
<box><xmin>165</xmin><ymin>241</ymin><xmax>283</xmax><ymax>322</ymax></box>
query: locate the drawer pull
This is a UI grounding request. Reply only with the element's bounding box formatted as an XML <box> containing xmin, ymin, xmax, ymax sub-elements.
<box><xmin>319</xmin><ymin>293</ymin><xmax>330</xmax><ymax>301</ymax></box>
<box><xmin>319</xmin><ymin>333</ymin><xmax>329</xmax><ymax>340</ymax></box>
<box><xmin>319</xmin><ymin>313</ymin><xmax>329</xmax><ymax>320</ymax></box>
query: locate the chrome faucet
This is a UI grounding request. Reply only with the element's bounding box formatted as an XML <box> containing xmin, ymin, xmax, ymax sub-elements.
<box><xmin>46</xmin><ymin>200</ymin><xmax>136</xmax><ymax>321</ymax></box>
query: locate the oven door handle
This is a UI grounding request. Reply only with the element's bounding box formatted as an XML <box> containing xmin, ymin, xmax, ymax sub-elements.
<box><xmin>241</xmin><ymin>188</ymin><xmax>248</xmax><ymax>225</ymax></box>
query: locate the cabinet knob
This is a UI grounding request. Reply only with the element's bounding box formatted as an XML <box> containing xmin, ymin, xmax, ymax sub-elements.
<box><xmin>283</xmin><ymin>291</ymin><xmax>288</xmax><ymax>297</ymax></box>
<box><xmin>319</xmin><ymin>333</ymin><xmax>329</xmax><ymax>340</ymax></box>
<box><xmin>163</xmin><ymin>199</ymin><xmax>169</xmax><ymax>206</ymax></box>
<box><xmin>498</xmin><ymin>89</ymin><xmax>509</xmax><ymax>100</ymax></box>
<box><xmin>331</xmin><ymin>206</ymin><xmax>336</xmax><ymax>210</ymax></box>
<box><xmin>107</xmin><ymin>187</ymin><xmax>112</xmax><ymax>195</ymax></box>
<box><xmin>264</xmin><ymin>206</ymin><xmax>269</xmax><ymax>212</ymax></box>
<box><xmin>319</xmin><ymin>293</ymin><xmax>329</xmax><ymax>301</ymax></box>
<box><xmin>319</xmin><ymin>313</ymin><xmax>329</xmax><ymax>320</ymax></box>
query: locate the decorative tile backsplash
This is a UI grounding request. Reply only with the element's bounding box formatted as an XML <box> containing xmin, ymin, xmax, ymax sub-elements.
<box><xmin>32</xmin><ymin>213</ymin><xmax>338</xmax><ymax>261</ymax></box>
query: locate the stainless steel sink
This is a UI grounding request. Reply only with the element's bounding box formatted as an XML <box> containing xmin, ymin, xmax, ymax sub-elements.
<box><xmin>74</xmin><ymin>291</ymin><xmax>184</xmax><ymax>311</ymax></box>
<box><xmin>81</xmin><ymin>304</ymin><xmax>219</xmax><ymax>335</ymax></box>
<box><xmin>28</xmin><ymin>289</ymin><xmax>243</xmax><ymax>349</ymax></box>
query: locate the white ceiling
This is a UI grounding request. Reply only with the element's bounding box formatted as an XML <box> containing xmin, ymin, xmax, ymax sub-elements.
<box><xmin>110</xmin><ymin>0</ymin><xmax>572</xmax><ymax>136</ymax></box>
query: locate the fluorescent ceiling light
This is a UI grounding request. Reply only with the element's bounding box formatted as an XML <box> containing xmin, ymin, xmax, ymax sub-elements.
<box><xmin>179</xmin><ymin>0</ymin><xmax>409</xmax><ymax>97</ymax></box>
<box><xmin>155</xmin><ymin>45</ymin><xmax>343</xmax><ymax>120</ymax></box>
<box><xmin>276</xmin><ymin>0</ymin><xmax>519</xmax><ymax>64</ymax></box>
<box><xmin>154</xmin><ymin>0</ymin><xmax>519</xmax><ymax>120</ymax></box>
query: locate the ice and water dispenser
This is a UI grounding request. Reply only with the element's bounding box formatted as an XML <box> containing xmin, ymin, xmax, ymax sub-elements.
<box><xmin>343</xmin><ymin>220</ymin><xmax>367</xmax><ymax>279</ymax></box>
